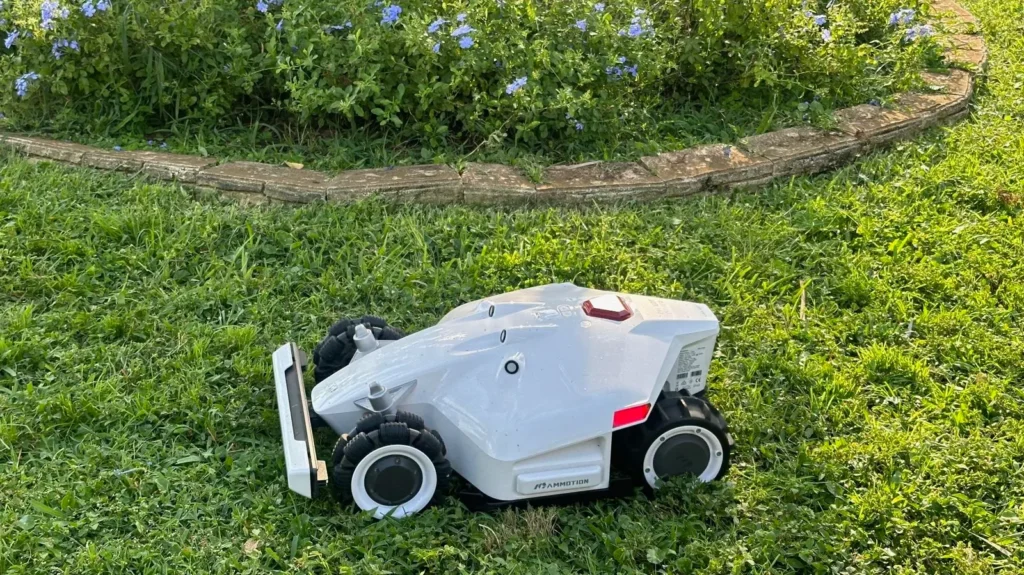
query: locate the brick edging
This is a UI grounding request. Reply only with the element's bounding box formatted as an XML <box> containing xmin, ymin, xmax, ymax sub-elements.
<box><xmin>0</xmin><ymin>0</ymin><xmax>985</xmax><ymax>206</ymax></box>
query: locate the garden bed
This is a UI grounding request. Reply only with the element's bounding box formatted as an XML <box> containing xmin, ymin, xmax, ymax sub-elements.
<box><xmin>0</xmin><ymin>0</ymin><xmax>965</xmax><ymax>171</ymax></box>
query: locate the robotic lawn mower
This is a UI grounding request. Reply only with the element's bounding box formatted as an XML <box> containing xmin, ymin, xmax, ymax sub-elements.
<box><xmin>273</xmin><ymin>283</ymin><xmax>733</xmax><ymax>518</ymax></box>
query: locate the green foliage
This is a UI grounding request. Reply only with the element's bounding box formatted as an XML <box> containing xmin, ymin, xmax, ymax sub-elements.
<box><xmin>0</xmin><ymin>0</ymin><xmax>935</xmax><ymax>160</ymax></box>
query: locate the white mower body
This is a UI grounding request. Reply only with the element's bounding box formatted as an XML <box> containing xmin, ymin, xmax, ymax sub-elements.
<box><xmin>274</xmin><ymin>283</ymin><xmax>720</xmax><ymax>504</ymax></box>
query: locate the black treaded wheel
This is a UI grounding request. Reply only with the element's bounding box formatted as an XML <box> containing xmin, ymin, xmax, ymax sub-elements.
<box><xmin>331</xmin><ymin>417</ymin><xmax>451</xmax><ymax>518</ymax></box>
<box><xmin>312</xmin><ymin>315</ymin><xmax>405</xmax><ymax>383</ymax></box>
<box><xmin>613</xmin><ymin>392</ymin><xmax>733</xmax><ymax>489</ymax></box>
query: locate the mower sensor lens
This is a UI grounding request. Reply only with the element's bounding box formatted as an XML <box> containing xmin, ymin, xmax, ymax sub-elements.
<box><xmin>504</xmin><ymin>360</ymin><xmax>519</xmax><ymax>374</ymax></box>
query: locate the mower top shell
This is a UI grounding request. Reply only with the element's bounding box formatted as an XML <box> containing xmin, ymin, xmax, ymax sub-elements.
<box><xmin>311</xmin><ymin>283</ymin><xmax>719</xmax><ymax>464</ymax></box>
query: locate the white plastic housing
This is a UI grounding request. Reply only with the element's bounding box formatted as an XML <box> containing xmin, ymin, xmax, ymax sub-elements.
<box><xmin>308</xmin><ymin>283</ymin><xmax>719</xmax><ymax>502</ymax></box>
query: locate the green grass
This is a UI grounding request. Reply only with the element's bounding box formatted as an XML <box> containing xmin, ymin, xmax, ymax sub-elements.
<box><xmin>1</xmin><ymin>0</ymin><xmax>1023</xmax><ymax>572</ymax></box>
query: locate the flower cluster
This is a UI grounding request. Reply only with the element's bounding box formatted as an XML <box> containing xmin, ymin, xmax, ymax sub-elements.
<box><xmin>426</xmin><ymin>14</ymin><xmax>475</xmax><ymax>52</ymax></box>
<box><xmin>80</xmin><ymin>0</ymin><xmax>109</xmax><ymax>18</ymax></box>
<box><xmin>427</xmin><ymin>17</ymin><xmax>446</xmax><ymax>34</ymax></box>
<box><xmin>51</xmin><ymin>38</ymin><xmax>79</xmax><ymax>59</ymax></box>
<box><xmin>4</xmin><ymin>29</ymin><xmax>17</xmax><ymax>50</ymax></box>
<box><xmin>565</xmin><ymin>113</ymin><xmax>584</xmax><ymax>131</ymax></box>
<box><xmin>904</xmin><ymin>24</ymin><xmax>934</xmax><ymax>41</ymax></box>
<box><xmin>41</xmin><ymin>1</ymin><xmax>69</xmax><ymax>31</ymax></box>
<box><xmin>619</xmin><ymin>8</ymin><xmax>652</xmax><ymax>38</ymax></box>
<box><xmin>449</xmin><ymin>15</ymin><xmax>475</xmax><ymax>49</ymax></box>
<box><xmin>505</xmin><ymin>76</ymin><xmax>527</xmax><ymax>95</ymax></box>
<box><xmin>15</xmin><ymin>72</ymin><xmax>39</xmax><ymax>98</ymax></box>
<box><xmin>255</xmin><ymin>0</ymin><xmax>282</xmax><ymax>14</ymax></box>
<box><xmin>325</xmin><ymin>21</ymin><xmax>353</xmax><ymax>33</ymax></box>
<box><xmin>805</xmin><ymin>11</ymin><xmax>827</xmax><ymax>26</ymax></box>
<box><xmin>606</xmin><ymin>56</ymin><xmax>638</xmax><ymax>78</ymax></box>
<box><xmin>380</xmin><ymin>4</ymin><xmax>402</xmax><ymax>25</ymax></box>
<box><xmin>888</xmin><ymin>8</ymin><xmax>915</xmax><ymax>26</ymax></box>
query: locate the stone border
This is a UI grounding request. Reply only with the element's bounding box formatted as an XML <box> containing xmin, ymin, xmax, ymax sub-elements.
<box><xmin>0</xmin><ymin>0</ymin><xmax>985</xmax><ymax>206</ymax></box>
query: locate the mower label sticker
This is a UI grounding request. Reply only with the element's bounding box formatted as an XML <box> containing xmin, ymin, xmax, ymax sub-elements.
<box><xmin>672</xmin><ymin>346</ymin><xmax>707</xmax><ymax>391</ymax></box>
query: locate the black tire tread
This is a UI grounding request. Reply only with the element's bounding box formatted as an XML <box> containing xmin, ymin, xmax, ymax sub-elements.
<box><xmin>355</xmin><ymin>412</ymin><xmax>388</xmax><ymax>435</ymax></box>
<box><xmin>394</xmin><ymin>411</ymin><xmax>425</xmax><ymax>431</ymax></box>
<box><xmin>313</xmin><ymin>315</ymin><xmax>405</xmax><ymax>383</ymax></box>
<box><xmin>377</xmin><ymin>422</ymin><xmax>412</xmax><ymax>446</ymax></box>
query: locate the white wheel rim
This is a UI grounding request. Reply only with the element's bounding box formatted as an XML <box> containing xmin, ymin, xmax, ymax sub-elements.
<box><xmin>351</xmin><ymin>444</ymin><xmax>437</xmax><ymax>519</ymax></box>
<box><xmin>642</xmin><ymin>425</ymin><xmax>724</xmax><ymax>488</ymax></box>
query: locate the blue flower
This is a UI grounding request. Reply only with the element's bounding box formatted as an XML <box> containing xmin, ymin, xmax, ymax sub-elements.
<box><xmin>51</xmin><ymin>38</ymin><xmax>80</xmax><ymax>59</ymax></box>
<box><xmin>593</xmin><ymin>2</ymin><xmax>605</xmax><ymax>12</ymax></box>
<box><xmin>889</xmin><ymin>8</ymin><xmax>914</xmax><ymax>26</ymax></box>
<box><xmin>574</xmin><ymin>121</ymin><xmax>584</xmax><ymax>131</ymax></box>
<box><xmin>160</xmin><ymin>142</ymin><xmax>168</xmax><ymax>149</ymax></box>
<box><xmin>380</xmin><ymin>4</ymin><xmax>401</xmax><ymax>25</ymax></box>
<box><xmin>326</xmin><ymin>21</ymin><xmax>353</xmax><ymax>33</ymax></box>
<box><xmin>505</xmin><ymin>76</ymin><xmax>527</xmax><ymax>94</ymax></box>
<box><xmin>622</xmin><ymin>11</ymin><xmax>652</xmax><ymax>37</ymax></box>
<box><xmin>4</xmin><ymin>30</ymin><xmax>18</xmax><ymax>50</ymax></box>
<box><xmin>113</xmin><ymin>145</ymin><xmax>122</xmax><ymax>151</ymax></box>
<box><xmin>147</xmin><ymin>140</ymin><xmax>154</xmax><ymax>146</ymax></box>
<box><xmin>41</xmin><ymin>1</ymin><xmax>69</xmax><ymax>30</ymax></box>
<box><xmin>451</xmin><ymin>24</ymin><xmax>475</xmax><ymax>36</ymax></box>
<box><xmin>276</xmin><ymin>19</ymin><xmax>284</xmax><ymax>31</ymax></box>
<box><xmin>459</xmin><ymin>35</ymin><xmax>474</xmax><ymax>48</ymax></box>
<box><xmin>14</xmin><ymin>72</ymin><xmax>39</xmax><ymax>99</ymax></box>
<box><xmin>821</xmin><ymin>28</ymin><xmax>831</xmax><ymax>42</ymax></box>
<box><xmin>575</xmin><ymin>19</ymin><xmax>587</xmax><ymax>31</ymax></box>
<box><xmin>432</xmin><ymin>41</ymin><xmax>440</xmax><ymax>53</ymax></box>
<box><xmin>427</xmin><ymin>17</ymin><xmax>447</xmax><ymax>33</ymax></box>
<box><xmin>96</xmin><ymin>0</ymin><xmax>109</xmax><ymax>10</ymax></box>
<box><xmin>904</xmin><ymin>24</ymin><xmax>933</xmax><ymax>41</ymax></box>
<box><xmin>256</xmin><ymin>0</ymin><xmax>268</xmax><ymax>13</ymax></box>
<box><xmin>868</xmin><ymin>98</ymin><xmax>881</xmax><ymax>107</ymax></box>
<box><xmin>623</xmin><ymin>64</ymin><xmax>638</xmax><ymax>77</ymax></box>
<box><xmin>810</xmin><ymin>13</ymin><xmax>827</xmax><ymax>26</ymax></box>
<box><xmin>605</xmin><ymin>66</ymin><xmax>623</xmax><ymax>77</ymax></box>
<box><xmin>456</xmin><ymin>12</ymin><xmax>467</xmax><ymax>22</ymax></box>
<box><xmin>81</xmin><ymin>0</ymin><xmax>96</xmax><ymax>17</ymax></box>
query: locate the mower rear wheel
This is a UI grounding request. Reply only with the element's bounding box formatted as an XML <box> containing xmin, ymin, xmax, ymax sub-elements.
<box><xmin>331</xmin><ymin>420</ymin><xmax>451</xmax><ymax>519</ymax></box>
<box><xmin>618</xmin><ymin>394</ymin><xmax>733</xmax><ymax>488</ymax></box>
<box><xmin>312</xmin><ymin>315</ymin><xmax>404</xmax><ymax>383</ymax></box>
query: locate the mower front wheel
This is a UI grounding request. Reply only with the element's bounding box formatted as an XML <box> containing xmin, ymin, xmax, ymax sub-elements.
<box><xmin>331</xmin><ymin>419</ymin><xmax>451</xmax><ymax>519</ymax></box>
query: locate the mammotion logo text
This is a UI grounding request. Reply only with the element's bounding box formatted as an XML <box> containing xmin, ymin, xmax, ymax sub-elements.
<box><xmin>533</xmin><ymin>478</ymin><xmax>590</xmax><ymax>491</ymax></box>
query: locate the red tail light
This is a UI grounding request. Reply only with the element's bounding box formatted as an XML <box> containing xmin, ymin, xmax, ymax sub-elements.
<box><xmin>583</xmin><ymin>295</ymin><xmax>633</xmax><ymax>321</ymax></box>
<box><xmin>612</xmin><ymin>403</ymin><xmax>651</xmax><ymax>428</ymax></box>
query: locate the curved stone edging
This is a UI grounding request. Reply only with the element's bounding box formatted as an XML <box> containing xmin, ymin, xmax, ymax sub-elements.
<box><xmin>0</xmin><ymin>0</ymin><xmax>985</xmax><ymax>206</ymax></box>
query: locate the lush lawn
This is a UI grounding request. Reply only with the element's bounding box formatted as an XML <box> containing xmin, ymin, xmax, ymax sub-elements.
<box><xmin>1</xmin><ymin>0</ymin><xmax>1023</xmax><ymax>572</ymax></box>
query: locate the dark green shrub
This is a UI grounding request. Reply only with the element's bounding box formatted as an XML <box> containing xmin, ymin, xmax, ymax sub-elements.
<box><xmin>0</xmin><ymin>0</ymin><xmax>936</xmax><ymax>153</ymax></box>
